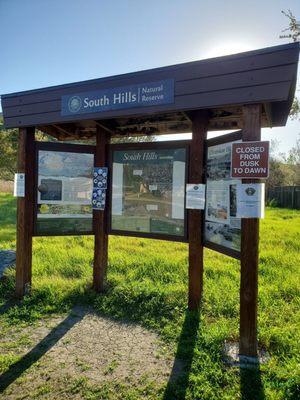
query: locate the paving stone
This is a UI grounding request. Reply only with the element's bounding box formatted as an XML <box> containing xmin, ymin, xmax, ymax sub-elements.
<box><xmin>0</xmin><ymin>250</ymin><xmax>16</xmax><ymax>278</ymax></box>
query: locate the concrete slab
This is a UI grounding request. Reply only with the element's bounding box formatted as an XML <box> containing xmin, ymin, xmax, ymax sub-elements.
<box><xmin>223</xmin><ymin>341</ymin><xmax>270</xmax><ymax>369</ymax></box>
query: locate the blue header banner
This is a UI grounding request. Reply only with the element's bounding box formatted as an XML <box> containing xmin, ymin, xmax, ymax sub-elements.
<box><xmin>61</xmin><ymin>79</ymin><xmax>174</xmax><ymax>116</ymax></box>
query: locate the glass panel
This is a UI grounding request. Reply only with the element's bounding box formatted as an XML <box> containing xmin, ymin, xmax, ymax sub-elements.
<box><xmin>36</xmin><ymin>150</ymin><xmax>94</xmax><ymax>235</ymax></box>
<box><xmin>204</xmin><ymin>141</ymin><xmax>241</xmax><ymax>252</ymax></box>
<box><xmin>111</xmin><ymin>148</ymin><xmax>186</xmax><ymax>236</ymax></box>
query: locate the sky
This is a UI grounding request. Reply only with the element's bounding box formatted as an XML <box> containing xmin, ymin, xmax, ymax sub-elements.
<box><xmin>0</xmin><ymin>0</ymin><xmax>299</xmax><ymax>154</ymax></box>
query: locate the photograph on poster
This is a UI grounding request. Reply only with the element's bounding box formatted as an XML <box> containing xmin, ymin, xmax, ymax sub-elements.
<box><xmin>205</xmin><ymin>141</ymin><xmax>241</xmax><ymax>252</ymax></box>
<box><xmin>36</xmin><ymin>150</ymin><xmax>94</xmax><ymax>234</ymax></box>
<box><xmin>111</xmin><ymin>147</ymin><xmax>186</xmax><ymax>236</ymax></box>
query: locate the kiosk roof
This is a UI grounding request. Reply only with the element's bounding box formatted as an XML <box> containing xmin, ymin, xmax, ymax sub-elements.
<box><xmin>1</xmin><ymin>42</ymin><xmax>299</xmax><ymax>139</ymax></box>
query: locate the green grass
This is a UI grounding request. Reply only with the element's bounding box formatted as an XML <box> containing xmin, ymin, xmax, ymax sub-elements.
<box><xmin>0</xmin><ymin>192</ymin><xmax>300</xmax><ymax>399</ymax></box>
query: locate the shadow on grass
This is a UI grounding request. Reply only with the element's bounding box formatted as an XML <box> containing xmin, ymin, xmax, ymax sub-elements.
<box><xmin>240</xmin><ymin>365</ymin><xmax>265</xmax><ymax>400</ymax></box>
<box><xmin>163</xmin><ymin>310</ymin><xmax>200</xmax><ymax>400</ymax></box>
<box><xmin>0</xmin><ymin>309</ymin><xmax>83</xmax><ymax>393</ymax></box>
<box><xmin>0</xmin><ymin>299</ymin><xmax>18</xmax><ymax>316</ymax></box>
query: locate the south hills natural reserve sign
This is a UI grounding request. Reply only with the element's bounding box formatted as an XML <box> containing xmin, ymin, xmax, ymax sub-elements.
<box><xmin>61</xmin><ymin>79</ymin><xmax>174</xmax><ymax>116</ymax></box>
<box><xmin>231</xmin><ymin>141</ymin><xmax>269</xmax><ymax>179</ymax></box>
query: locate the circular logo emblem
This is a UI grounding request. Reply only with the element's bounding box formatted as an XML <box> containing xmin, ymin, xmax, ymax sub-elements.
<box><xmin>68</xmin><ymin>96</ymin><xmax>82</xmax><ymax>113</ymax></box>
<box><xmin>246</xmin><ymin>187</ymin><xmax>256</xmax><ymax>196</ymax></box>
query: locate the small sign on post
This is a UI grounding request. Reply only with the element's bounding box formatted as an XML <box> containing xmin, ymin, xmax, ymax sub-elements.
<box><xmin>186</xmin><ymin>184</ymin><xmax>206</xmax><ymax>209</ymax></box>
<box><xmin>92</xmin><ymin>167</ymin><xmax>108</xmax><ymax>210</ymax></box>
<box><xmin>14</xmin><ymin>173</ymin><xmax>25</xmax><ymax>197</ymax></box>
<box><xmin>231</xmin><ymin>141</ymin><xmax>269</xmax><ymax>179</ymax></box>
<box><xmin>236</xmin><ymin>183</ymin><xmax>265</xmax><ymax>218</ymax></box>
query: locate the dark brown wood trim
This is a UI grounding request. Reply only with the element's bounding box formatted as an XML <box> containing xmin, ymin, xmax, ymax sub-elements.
<box><xmin>188</xmin><ymin>110</ymin><xmax>209</xmax><ymax>310</ymax></box>
<box><xmin>34</xmin><ymin>231</ymin><xmax>94</xmax><ymax>237</ymax></box>
<box><xmin>109</xmin><ymin>140</ymin><xmax>191</xmax><ymax>151</ymax></box>
<box><xmin>35</xmin><ymin>141</ymin><xmax>95</xmax><ymax>153</ymax></box>
<box><xmin>93</xmin><ymin>127</ymin><xmax>110</xmax><ymax>292</ymax></box>
<box><xmin>109</xmin><ymin>230</ymin><xmax>188</xmax><ymax>243</ymax></box>
<box><xmin>239</xmin><ymin>103</ymin><xmax>262</xmax><ymax>357</ymax></box>
<box><xmin>203</xmin><ymin>241</ymin><xmax>240</xmax><ymax>260</ymax></box>
<box><xmin>15</xmin><ymin>127</ymin><xmax>35</xmax><ymax>298</ymax></box>
<box><xmin>206</xmin><ymin>130</ymin><xmax>242</xmax><ymax>146</ymax></box>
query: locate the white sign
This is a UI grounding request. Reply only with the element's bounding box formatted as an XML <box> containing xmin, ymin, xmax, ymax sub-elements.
<box><xmin>133</xmin><ymin>169</ymin><xmax>143</xmax><ymax>176</ymax></box>
<box><xmin>237</xmin><ymin>183</ymin><xmax>265</xmax><ymax>218</ymax></box>
<box><xmin>186</xmin><ymin>184</ymin><xmax>206</xmax><ymax>209</ymax></box>
<box><xmin>13</xmin><ymin>173</ymin><xmax>25</xmax><ymax>197</ymax></box>
<box><xmin>149</xmin><ymin>184</ymin><xmax>157</xmax><ymax>191</ymax></box>
<box><xmin>146</xmin><ymin>204</ymin><xmax>158</xmax><ymax>211</ymax></box>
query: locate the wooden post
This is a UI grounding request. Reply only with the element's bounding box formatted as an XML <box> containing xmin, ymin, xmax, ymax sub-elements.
<box><xmin>93</xmin><ymin>126</ymin><xmax>110</xmax><ymax>292</ymax></box>
<box><xmin>15</xmin><ymin>127</ymin><xmax>35</xmax><ymax>298</ymax></box>
<box><xmin>239</xmin><ymin>104</ymin><xmax>262</xmax><ymax>357</ymax></box>
<box><xmin>188</xmin><ymin>110</ymin><xmax>209</xmax><ymax>310</ymax></box>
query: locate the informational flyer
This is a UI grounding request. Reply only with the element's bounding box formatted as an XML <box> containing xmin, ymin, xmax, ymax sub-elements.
<box><xmin>13</xmin><ymin>173</ymin><xmax>25</xmax><ymax>197</ymax></box>
<box><xmin>186</xmin><ymin>184</ymin><xmax>206</xmax><ymax>209</ymax></box>
<box><xmin>236</xmin><ymin>183</ymin><xmax>265</xmax><ymax>218</ymax></box>
<box><xmin>92</xmin><ymin>167</ymin><xmax>108</xmax><ymax>210</ymax></box>
<box><xmin>204</xmin><ymin>141</ymin><xmax>241</xmax><ymax>252</ymax></box>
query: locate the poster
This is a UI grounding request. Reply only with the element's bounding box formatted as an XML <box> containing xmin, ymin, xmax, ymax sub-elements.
<box><xmin>92</xmin><ymin>167</ymin><xmax>108</xmax><ymax>210</ymax></box>
<box><xmin>186</xmin><ymin>184</ymin><xmax>206</xmax><ymax>209</ymax></box>
<box><xmin>236</xmin><ymin>183</ymin><xmax>265</xmax><ymax>218</ymax></box>
<box><xmin>204</xmin><ymin>141</ymin><xmax>241</xmax><ymax>252</ymax></box>
<box><xmin>36</xmin><ymin>150</ymin><xmax>94</xmax><ymax>235</ymax></box>
<box><xmin>13</xmin><ymin>173</ymin><xmax>25</xmax><ymax>197</ymax></box>
<box><xmin>38</xmin><ymin>176</ymin><xmax>92</xmax><ymax>205</ymax></box>
<box><xmin>111</xmin><ymin>147</ymin><xmax>186</xmax><ymax>236</ymax></box>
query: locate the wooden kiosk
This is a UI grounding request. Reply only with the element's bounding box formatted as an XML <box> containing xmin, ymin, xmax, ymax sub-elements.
<box><xmin>1</xmin><ymin>42</ymin><xmax>299</xmax><ymax>358</ymax></box>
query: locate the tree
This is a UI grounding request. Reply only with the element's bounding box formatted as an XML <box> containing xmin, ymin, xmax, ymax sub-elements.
<box><xmin>280</xmin><ymin>10</ymin><xmax>300</xmax><ymax>42</ymax></box>
<box><xmin>0</xmin><ymin>118</ymin><xmax>18</xmax><ymax>181</ymax></box>
<box><xmin>284</xmin><ymin>134</ymin><xmax>300</xmax><ymax>185</ymax></box>
<box><xmin>0</xmin><ymin>117</ymin><xmax>53</xmax><ymax>181</ymax></box>
<box><xmin>280</xmin><ymin>10</ymin><xmax>300</xmax><ymax>120</ymax></box>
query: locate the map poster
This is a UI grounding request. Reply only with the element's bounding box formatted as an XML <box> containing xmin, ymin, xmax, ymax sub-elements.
<box><xmin>36</xmin><ymin>150</ymin><xmax>94</xmax><ymax>235</ymax></box>
<box><xmin>111</xmin><ymin>147</ymin><xmax>186</xmax><ymax>237</ymax></box>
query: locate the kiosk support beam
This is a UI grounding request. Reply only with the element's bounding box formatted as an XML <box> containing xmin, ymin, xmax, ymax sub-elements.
<box><xmin>188</xmin><ymin>110</ymin><xmax>209</xmax><ymax>310</ymax></box>
<box><xmin>16</xmin><ymin>127</ymin><xmax>35</xmax><ymax>298</ymax></box>
<box><xmin>93</xmin><ymin>126</ymin><xmax>110</xmax><ymax>292</ymax></box>
<box><xmin>240</xmin><ymin>104</ymin><xmax>261</xmax><ymax>357</ymax></box>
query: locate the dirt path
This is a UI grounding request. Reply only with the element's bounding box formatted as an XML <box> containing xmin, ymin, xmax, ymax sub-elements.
<box><xmin>0</xmin><ymin>307</ymin><xmax>183</xmax><ymax>399</ymax></box>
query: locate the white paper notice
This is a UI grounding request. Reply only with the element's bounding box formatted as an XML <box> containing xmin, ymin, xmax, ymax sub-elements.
<box><xmin>236</xmin><ymin>183</ymin><xmax>265</xmax><ymax>218</ymax></box>
<box><xmin>133</xmin><ymin>170</ymin><xmax>143</xmax><ymax>176</ymax></box>
<box><xmin>13</xmin><ymin>173</ymin><xmax>25</xmax><ymax>197</ymax></box>
<box><xmin>149</xmin><ymin>184</ymin><xmax>157</xmax><ymax>191</ymax></box>
<box><xmin>186</xmin><ymin>184</ymin><xmax>206</xmax><ymax>209</ymax></box>
<box><xmin>146</xmin><ymin>204</ymin><xmax>158</xmax><ymax>211</ymax></box>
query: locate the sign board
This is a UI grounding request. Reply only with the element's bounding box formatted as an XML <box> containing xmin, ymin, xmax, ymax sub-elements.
<box><xmin>61</xmin><ymin>79</ymin><xmax>174</xmax><ymax>116</ymax></box>
<box><xmin>35</xmin><ymin>145</ymin><xmax>94</xmax><ymax>236</ymax></box>
<box><xmin>14</xmin><ymin>173</ymin><xmax>25</xmax><ymax>197</ymax></box>
<box><xmin>204</xmin><ymin>139</ymin><xmax>242</xmax><ymax>256</ymax></box>
<box><xmin>231</xmin><ymin>141</ymin><xmax>269</xmax><ymax>178</ymax></box>
<box><xmin>92</xmin><ymin>167</ymin><xmax>108</xmax><ymax>210</ymax></box>
<box><xmin>237</xmin><ymin>183</ymin><xmax>265</xmax><ymax>218</ymax></box>
<box><xmin>110</xmin><ymin>145</ymin><xmax>187</xmax><ymax>238</ymax></box>
<box><xmin>186</xmin><ymin>184</ymin><xmax>205</xmax><ymax>209</ymax></box>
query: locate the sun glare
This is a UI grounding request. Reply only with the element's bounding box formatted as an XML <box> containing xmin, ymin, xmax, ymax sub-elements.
<box><xmin>204</xmin><ymin>42</ymin><xmax>254</xmax><ymax>59</ymax></box>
